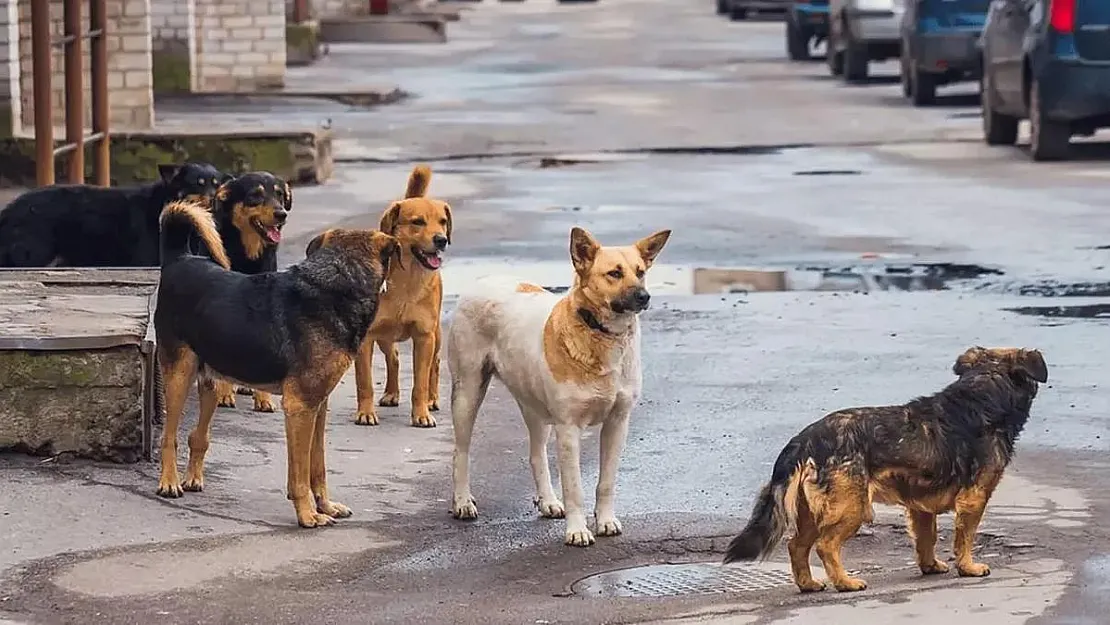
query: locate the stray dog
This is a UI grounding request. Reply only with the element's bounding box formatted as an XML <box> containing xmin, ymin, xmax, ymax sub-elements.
<box><xmin>447</xmin><ymin>226</ymin><xmax>671</xmax><ymax>546</ymax></box>
<box><xmin>0</xmin><ymin>162</ymin><xmax>228</xmax><ymax>267</ymax></box>
<box><xmin>203</xmin><ymin>171</ymin><xmax>294</xmax><ymax>413</ymax></box>
<box><xmin>723</xmin><ymin>347</ymin><xmax>1048</xmax><ymax>593</ymax></box>
<box><xmin>306</xmin><ymin>164</ymin><xmax>449</xmax><ymax>428</ymax></box>
<box><xmin>154</xmin><ymin>200</ymin><xmax>399</xmax><ymax>527</ymax></box>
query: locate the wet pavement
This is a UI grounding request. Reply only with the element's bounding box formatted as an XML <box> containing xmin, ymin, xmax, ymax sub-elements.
<box><xmin>4</xmin><ymin>0</ymin><xmax>1110</xmax><ymax>623</ymax></box>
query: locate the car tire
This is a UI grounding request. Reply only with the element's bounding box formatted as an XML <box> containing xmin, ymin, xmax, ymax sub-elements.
<box><xmin>786</xmin><ymin>17</ymin><xmax>810</xmax><ymax>61</ymax></box>
<box><xmin>717</xmin><ymin>0</ymin><xmax>729</xmax><ymax>14</ymax></box>
<box><xmin>980</xmin><ymin>70</ymin><xmax>1019</xmax><ymax>146</ymax></box>
<box><xmin>910</xmin><ymin>65</ymin><xmax>936</xmax><ymax>106</ymax></box>
<box><xmin>729</xmin><ymin>5</ymin><xmax>749</xmax><ymax>20</ymax></box>
<box><xmin>843</xmin><ymin>38</ymin><xmax>869</xmax><ymax>83</ymax></box>
<box><xmin>1029</xmin><ymin>79</ymin><xmax>1071</xmax><ymax>161</ymax></box>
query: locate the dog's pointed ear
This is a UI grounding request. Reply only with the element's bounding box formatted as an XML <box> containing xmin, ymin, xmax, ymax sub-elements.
<box><xmin>157</xmin><ymin>164</ymin><xmax>181</xmax><ymax>183</ymax></box>
<box><xmin>635</xmin><ymin>229</ymin><xmax>671</xmax><ymax>268</ymax></box>
<box><xmin>305</xmin><ymin>231</ymin><xmax>329</xmax><ymax>257</ymax></box>
<box><xmin>219</xmin><ymin>172</ymin><xmax>235</xmax><ymax>185</ymax></box>
<box><xmin>570</xmin><ymin>227</ymin><xmax>600</xmax><ymax>275</ymax></box>
<box><xmin>953</xmin><ymin>346</ymin><xmax>986</xmax><ymax>376</ymax></box>
<box><xmin>380</xmin><ymin>202</ymin><xmax>402</xmax><ymax>234</ymax></box>
<box><xmin>1017</xmin><ymin>349</ymin><xmax>1048</xmax><ymax>383</ymax></box>
<box><xmin>444</xmin><ymin>202</ymin><xmax>452</xmax><ymax>245</ymax></box>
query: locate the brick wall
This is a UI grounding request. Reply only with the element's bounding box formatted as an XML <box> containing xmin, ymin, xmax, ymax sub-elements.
<box><xmin>194</xmin><ymin>0</ymin><xmax>285</xmax><ymax>92</ymax></box>
<box><xmin>16</xmin><ymin>0</ymin><xmax>154</xmax><ymax>132</ymax></box>
<box><xmin>0</xmin><ymin>0</ymin><xmax>20</xmax><ymax>135</ymax></box>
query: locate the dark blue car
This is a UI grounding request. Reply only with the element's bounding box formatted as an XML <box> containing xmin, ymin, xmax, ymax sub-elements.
<box><xmin>786</xmin><ymin>1</ymin><xmax>830</xmax><ymax>61</ymax></box>
<box><xmin>900</xmin><ymin>0</ymin><xmax>990</xmax><ymax>106</ymax></box>
<box><xmin>980</xmin><ymin>0</ymin><xmax>1110</xmax><ymax>160</ymax></box>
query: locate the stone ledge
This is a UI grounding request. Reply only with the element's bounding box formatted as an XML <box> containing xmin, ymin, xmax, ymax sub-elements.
<box><xmin>286</xmin><ymin>20</ymin><xmax>323</xmax><ymax>67</ymax></box>
<box><xmin>319</xmin><ymin>15</ymin><xmax>448</xmax><ymax>44</ymax></box>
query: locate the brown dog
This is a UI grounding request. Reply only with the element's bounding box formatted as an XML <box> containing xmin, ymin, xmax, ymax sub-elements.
<box><xmin>724</xmin><ymin>347</ymin><xmax>1048</xmax><ymax>592</ymax></box>
<box><xmin>306</xmin><ymin>165</ymin><xmax>450</xmax><ymax>428</ymax></box>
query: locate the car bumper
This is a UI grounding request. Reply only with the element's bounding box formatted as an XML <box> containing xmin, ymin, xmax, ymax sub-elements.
<box><xmin>914</xmin><ymin>32</ymin><xmax>982</xmax><ymax>74</ymax></box>
<box><xmin>845</xmin><ymin>8</ymin><xmax>900</xmax><ymax>43</ymax></box>
<box><xmin>1038</xmin><ymin>60</ymin><xmax>1110</xmax><ymax>122</ymax></box>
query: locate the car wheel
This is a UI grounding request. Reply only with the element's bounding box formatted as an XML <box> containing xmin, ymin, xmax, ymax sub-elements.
<box><xmin>980</xmin><ymin>70</ymin><xmax>1018</xmax><ymax>146</ymax></box>
<box><xmin>1029</xmin><ymin>79</ymin><xmax>1070</xmax><ymax>161</ymax></box>
<box><xmin>843</xmin><ymin>38</ymin><xmax>869</xmax><ymax>83</ymax></box>
<box><xmin>717</xmin><ymin>0</ymin><xmax>729</xmax><ymax>14</ymax></box>
<box><xmin>729</xmin><ymin>5</ymin><xmax>748</xmax><ymax>20</ymax></box>
<box><xmin>900</xmin><ymin>52</ymin><xmax>911</xmax><ymax>98</ymax></box>
<box><xmin>910</xmin><ymin>65</ymin><xmax>936</xmax><ymax>106</ymax></box>
<box><xmin>786</xmin><ymin>17</ymin><xmax>810</xmax><ymax>61</ymax></box>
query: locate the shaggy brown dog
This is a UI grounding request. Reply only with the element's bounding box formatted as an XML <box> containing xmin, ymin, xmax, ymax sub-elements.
<box><xmin>723</xmin><ymin>347</ymin><xmax>1048</xmax><ymax>593</ymax></box>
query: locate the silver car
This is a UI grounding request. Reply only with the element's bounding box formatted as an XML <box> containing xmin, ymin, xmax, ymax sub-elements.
<box><xmin>827</xmin><ymin>0</ymin><xmax>905</xmax><ymax>82</ymax></box>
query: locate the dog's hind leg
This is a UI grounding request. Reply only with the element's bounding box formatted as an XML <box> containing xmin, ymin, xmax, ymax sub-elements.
<box><xmin>953</xmin><ymin>473</ymin><xmax>1002</xmax><ymax>577</ymax></box>
<box><xmin>353</xmin><ymin>338</ymin><xmax>380</xmax><ymax>425</ymax></box>
<box><xmin>811</xmin><ymin>470</ymin><xmax>870</xmax><ymax>591</ymax></box>
<box><xmin>522</xmin><ymin>410</ymin><xmax>563</xmax><ymax>519</ymax></box>
<box><xmin>594</xmin><ymin>411</ymin><xmax>631</xmax><ymax>537</ymax></box>
<box><xmin>252</xmin><ymin>390</ymin><xmax>276</xmax><ymax>413</ymax></box>
<box><xmin>378</xmin><ymin>340</ymin><xmax>401</xmax><ymax>408</ymax></box>
<box><xmin>310</xmin><ymin>398</ymin><xmax>351</xmax><ymax>520</ymax></box>
<box><xmin>214</xmin><ymin>380</ymin><xmax>237</xmax><ymax>408</ymax></box>
<box><xmin>157</xmin><ymin>347</ymin><xmax>199</xmax><ymax>498</ymax></box>
<box><xmin>449</xmin><ymin>360</ymin><xmax>492</xmax><ymax>521</ymax></box>
<box><xmin>181</xmin><ymin>376</ymin><xmax>220</xmax><ymax>492</ymax></box>
<box><xmin>787</xmin><ymin>493</ymin><xmax>827</xmax><ymax>592</ymax></box>
<box><xmin>907</xmin><ymin>510</ymin><xmax>949</xmax><ymax>575</ymax></box>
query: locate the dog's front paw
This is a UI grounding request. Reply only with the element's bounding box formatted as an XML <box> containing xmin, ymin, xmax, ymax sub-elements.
<box><xmin>797</xmin><ymin>579</ymin><xmax>827</xmax><ymax>593</ymax></box>
<box><xmin>180</xmin><ymin>474</ymin><xmax>204</xmax><ymax>492</ymax></box>
<box><xmin>428</xmin><ymin>397</ymin><xmax>440</xmax><ymax>412</ymax></box>
<box><xmin>378</xmin><ymin>392</ymin><xmax>400</xmax><ymax>407</ymax></box>
<box><xmin>410</xmin><ymin>410</ymin><xmax>437</xmax><ymax>428</ymax></box>
<box><xmin>832</xmin><ymin>577</ymin><xmax>868</xmax><ymax>592</ymax></box>
<box><xmin>156</xmin><ymin>477</ymin><xmax>184</xmax><ymax>499</ymax></box>
<box><xmin>957</xmin><ymin>562</ymin><xmax>991</xmax><ymax>577</ymax></box>
<box><xmin>920</xmin><ymin>559</ymin><xmax>950</xmax><ymax>575</ymax></box>
<box><xmin>595</xmin><ymin>516</ymin><xmax>623</xmax><ymax>537</ymax></box>
<box><xmin>354</xmin><ymin>409</ymin><xmax>379</xmax><ymax>426</ymax></box>
<box><xmin>316</xmin><ymin>499</ymin><xmax>352</xmax><ymax>519</ymax></box>
<box><xmin>452</xmin><ymin>495</ymin><xmax>478</xmax><ymax>520</ymax></box>
<box><xmin>297</xmin><ymin>512</ymin><xmax>337</xmax><ymax>528</ymax></box>
<box><xmin>216</xmin><ymin>389</ymin><xmax>236</xmax><ymax>408</ymax></box>
<box><xmin>565</xmin><ymin>526</ymin><xmax>596</xmax><ymax>547</ymax></box>
<box><xmin>252</xmin><ymin>393</ymin><xmax>276</xmax><ymax>413</ymax></box>
<box><xmin>534</xmin><ymin>496</ymin><xmax>565</xmax><ymax>519</ymax></box>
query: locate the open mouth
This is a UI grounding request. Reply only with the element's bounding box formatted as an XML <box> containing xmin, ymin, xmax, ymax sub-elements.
<box><xmin>251</xmin><ymin>218</ymin><xmax>283</xmax><ymax>245</ymax></box>
<box><xmin>412</xmin><ymin>246</ymin><xmax>443</xmax><ymax>270</ymax></box>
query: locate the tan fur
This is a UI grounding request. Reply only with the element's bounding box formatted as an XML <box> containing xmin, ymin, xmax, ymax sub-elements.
<box><xmin>405</xmin><ymin>164</ymin><xmax>432</xmax><ymax>199</ymax></box>
<box><xmin>160</xmin><ymin>200</ymin><xmax>230</xmax><ymax>269</ymax></box>
<box><xmin>516</xmin><ymin>282</ymin><xmax>547</xmax><ymax>293</ymax></box>
<box><xmin>228</xmin><ymin>184</ymin><xmax>283</xmax><ymax>261</ymax></box>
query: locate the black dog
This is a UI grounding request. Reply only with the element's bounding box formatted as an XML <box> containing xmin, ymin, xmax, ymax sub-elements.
<box><xmin>724</xmin><ymin>347</ymin><xmax>1047</xmax><ymax>593</ymax></box>
<box><xmin>0</xmin><ymin>162</ymin><xmax>229</xmax><ymax>268</ymax></box>
<box><xmin>154</xmin><ymin>199</ymin><xmax>399</xmax><ymax>527</ymax></box>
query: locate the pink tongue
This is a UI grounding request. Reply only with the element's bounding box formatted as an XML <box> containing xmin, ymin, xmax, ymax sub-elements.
<box><xmin>266</xmin><ymin>227</ymin><xmax>282</xmax><ymax>243</ymax></box>
<box><xmin>424</xmin><ymin>254</ymin><xmax>442</xmax><ymax>269</ymax></box>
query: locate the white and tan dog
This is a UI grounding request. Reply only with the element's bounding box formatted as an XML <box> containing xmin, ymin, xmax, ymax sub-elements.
<box><xmin>447</xmin><ymin>226</ymin><xmax>671</xmax><ymax>547</ymax></box>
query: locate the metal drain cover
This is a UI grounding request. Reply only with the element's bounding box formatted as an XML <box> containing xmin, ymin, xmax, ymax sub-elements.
<box><xmin>572</xmin><ymin>562</ymin><xmax>796</xmax><ymax>598</ymax></box>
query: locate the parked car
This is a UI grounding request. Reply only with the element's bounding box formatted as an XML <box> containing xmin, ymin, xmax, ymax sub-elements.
<box><xmin>786</xmin><ymin>0</ymin><xmax>831</xmax><ymax>61</ymax></box>
<box><xmin>726</xmin><ymin>0</ymin><xmax>791</xmax><ymax>21</ymax></box>
<box><xmin>827</xmin><ymin>0</ymin><xmax>905</xmax><ymax>82</ymax></box>
<box><xmin>899</xmin><ymin>0</ymin><xmax>989</xmax><ymax>106</ymax></box>
<box><xmin>980</xmin><ymin>0</ymin><xmax>1110</xmax><ymax>161</ymax></box>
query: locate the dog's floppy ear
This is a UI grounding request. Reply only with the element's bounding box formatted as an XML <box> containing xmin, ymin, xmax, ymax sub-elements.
<box><xmin>635</xmin><ymin>229</ymin><xmax>671</xmax><ymax>268</ymax></box>
<box><xmin>953</xmin><ymin>346</ymin><xmax>986</xmax><ymax>376</ymax></box>
<box><xmin>370</xmin><ymin>231</ymin><xmax>403</xmax><ymax>271</ymax></box>
<box><xmin>380</xmin><ymin>201</ymin><xmax>402</xmax><ymax>234</ymax></box>
<box><xmin>157</xmin><ymin>164</ymin><xmax>181</xmax><ymax>183</ymax></box>
<box><xmin>1016</xmin><ymin>349</ymin><xmax>1048</xmax><ymax>383</ymax></box>
<box><xmin>215</xmin><ymin>180</ymin><xmax>232</xmax><ymax>204</ymax></box>
<box><xmin>444</xmin><ymin>202</ymin><xmax>453</xmax><ymax>245</ymax></box>
<box><xmin>305</xmin><ymin>231</ymin><xmax>329</xmax><ymax>257</ymax></box>
<box><xmin>218</xmin><ymin>172</ymin><xmax>235</xmax><ymax>185</ymax></box>
<box><xmin>569</xmin><ymin>227</ymin><xmax>600</xmax><ymax>275</ymax></box>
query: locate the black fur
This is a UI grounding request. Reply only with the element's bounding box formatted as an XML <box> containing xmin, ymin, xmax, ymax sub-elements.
<box><xmin>0</xmin><ymin>162</ymin><xmax>229</xmax><ymax>268</ymax></box>
<box><xmin>156</xmin><ymin>212</ymin><xmax>396</xmax><ymax>389</ymax></box>
<box><xmin>724</xmin><ymin>348</ymin><xmax>1047</xmax><ymax>564</ymax></box>
<box><xmin>210</xmin><ymin>171</ymin><xmax>291</xmax><ymax>275</ymax></box>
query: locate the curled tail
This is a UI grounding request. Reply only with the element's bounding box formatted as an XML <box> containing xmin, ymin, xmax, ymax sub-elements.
<box><xmin>405</xmin><ymin>164</ymin><xmax>432</xmax><ymax>198</ymax></box>
<box><xmin>159</xmin><ymin>200</ymin><xmax>230</xmax><ymax>270</ymax></box>
<box><xmin>723</xmin><ymin>451</ymin><xmax>814</xmax><ymax>564</ymax></box>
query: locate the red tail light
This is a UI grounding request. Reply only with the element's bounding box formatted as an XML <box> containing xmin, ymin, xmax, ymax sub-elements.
<box><xmin>1050</xmin><ymin>0</ymin><xmax>1076</xmax><ymax>34</ymax></box>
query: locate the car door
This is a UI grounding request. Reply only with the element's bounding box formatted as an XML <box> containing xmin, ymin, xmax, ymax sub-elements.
<box><xmin>989</xmin><ymin>0</ymin><xmax>1026</xmax><ymax>111</ymax></box>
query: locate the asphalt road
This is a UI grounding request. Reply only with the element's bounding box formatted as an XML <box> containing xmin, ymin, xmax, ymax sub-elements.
<box><xmin>3</xmin><ymin>1</ymin><xmax>1110</xmax><ymax>624</ymax></box>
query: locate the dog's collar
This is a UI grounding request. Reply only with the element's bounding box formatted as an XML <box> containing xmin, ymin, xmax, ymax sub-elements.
<box><xmin>577</xmin><ymin>308</ymin><xmax>615</xmax><ymax>336</ymax></box>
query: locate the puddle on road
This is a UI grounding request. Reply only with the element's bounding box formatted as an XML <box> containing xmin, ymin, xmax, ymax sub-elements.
<box><xmin>441</xmin><ymin>260</ymin><xmax>1001</xmax><ymax>297</ymax></box>
<box><xmin>1005</xmin><ymin>303</ymin><xmax>1110</xmax><ymax>321</ymax></box>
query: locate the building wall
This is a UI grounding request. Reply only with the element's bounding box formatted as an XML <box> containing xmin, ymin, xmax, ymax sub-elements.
<box><xmin>0</xmin><ymin>0</ymin><xmax>20</xmax><ymax>135</ymax></box>
<box><xmin>150</xmin><ymin>0</ymin><xmax>195</xmax><ymax>92</ymax></box>
<box><xmin>194</xmin><ymin>0</ymin><xmax>285</xmax><ymax>92</ymax></box>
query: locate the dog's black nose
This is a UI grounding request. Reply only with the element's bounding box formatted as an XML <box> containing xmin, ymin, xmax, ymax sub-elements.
<box><xmin>433</xmin><ymin>234</ymin><xmax>449</xmax><ymax>250</ymax></box>
<box><xmin>632</xmin><ymin>288</ymin><xmax>650</xmax><ymax>309</ymax></box>
<box><xmin>274</xmin><ymin>209</ymin><xmax>288</xmax><ymax>225</ymax></box>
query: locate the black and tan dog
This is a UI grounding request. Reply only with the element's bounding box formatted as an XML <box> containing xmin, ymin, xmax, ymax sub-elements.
<box><xmin>154</xmin><ymin>200</ymin><xmax>399</xmax><ymax>527</ymax></box>
<box><xmin>307</xmin><ymin>165</ymin><xmax>450</xmax><ymax>428</ymax></box>
<box><xmin>201</xmin><ymin>171</ymin><xmax>294</xmax><ymax>413</ymax></box>
<box><xmin>724</xmin><ymin>347</ymin><xmax>1048</xmax><ymax>593</ymax></box>
<box><xmin>0</xmin><ymin>162</ymin><xmax>228</xmax><ymax>267</ymax></box>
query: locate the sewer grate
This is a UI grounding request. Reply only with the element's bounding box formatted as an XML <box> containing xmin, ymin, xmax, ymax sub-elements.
<box><xmin>571</xmin><ymin>562</ymin><xmax>798</xmax><ymax>598</ymax></box>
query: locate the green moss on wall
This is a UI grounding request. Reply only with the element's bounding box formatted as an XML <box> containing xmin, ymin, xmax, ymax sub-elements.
<box><xmin>152</xmin><ymin>50</ymin><xmax>192</xmax><ymax>94</ymax></box>
<box><xmin>286</xmin><ymin>21</ymin><xmax>321</xmax><ymax>66</ymax></box>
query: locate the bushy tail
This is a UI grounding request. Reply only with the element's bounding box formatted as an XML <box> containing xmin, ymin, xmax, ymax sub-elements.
<box><xmin>405</xmin><ymin>164</ymin><xmax>432</xmax><ymax>198</ymax></box>
<box><xmin>723</xmin><ymin>452</ymin><xmax>812</xmax><ymax>564</ymax></box>
<box><xmin>159</xmin><ymin>200</ymin><xmax>230</xmax><ymax>270</ymax></box>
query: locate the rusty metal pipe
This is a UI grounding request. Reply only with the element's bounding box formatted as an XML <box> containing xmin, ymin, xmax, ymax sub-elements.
<box><xmin>31</xmin><ymin>0</ymin><xmax>54</xmax><ymax>186</ymax></box>
<box><xmin>64</xmin><ymin>0</ymin><xmax>84</xmax><ymax>184</ymax></box>
<box><xmin>293</xmin><ymin>0</ymin><xmax>309</xmax><ymax>24</ymax></box>
<box><xmin>90</xmin><ymin>0</ymin><xmax>109</xmax><ymax>186</ymax></box>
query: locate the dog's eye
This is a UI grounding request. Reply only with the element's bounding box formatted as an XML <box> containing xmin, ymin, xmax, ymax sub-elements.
<box><xmin>412</xmin><ymin>218</ymin><xmax>426</xmax><ymax>226</ymax></box>
<box><xmin>439</xmin><ymin>218</ymin><xmax>448</xmax><ymax>225</ymax></box>
<box><xmin>635</xmin><ymin>269</ymin><xmax>645</xmax><ymax>279</ymax></box>
<box><xmin>198</xmin><ymin>178</ymin><xmax>206</xmax><ymax>185</ymax></box>
<box><xmin>607</xmin><ymin>269</ymin><xmax>623</xmax><ymax>279</ymax></box>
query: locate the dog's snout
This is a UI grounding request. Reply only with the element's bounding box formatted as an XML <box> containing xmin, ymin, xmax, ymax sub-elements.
<box><xmin>274</xmin><ymin>209</ymin><xmax>288</xmax><ymax>225</ymax></box>
<box><xmin>432</xmin><ymin>233</ymin><xmax>449</xmax><ymax>250</ymax></box>
<box><xmin>632</xmin><ymin>287</ymin><xmax>650</xmax><ymax>308</ymax></box>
